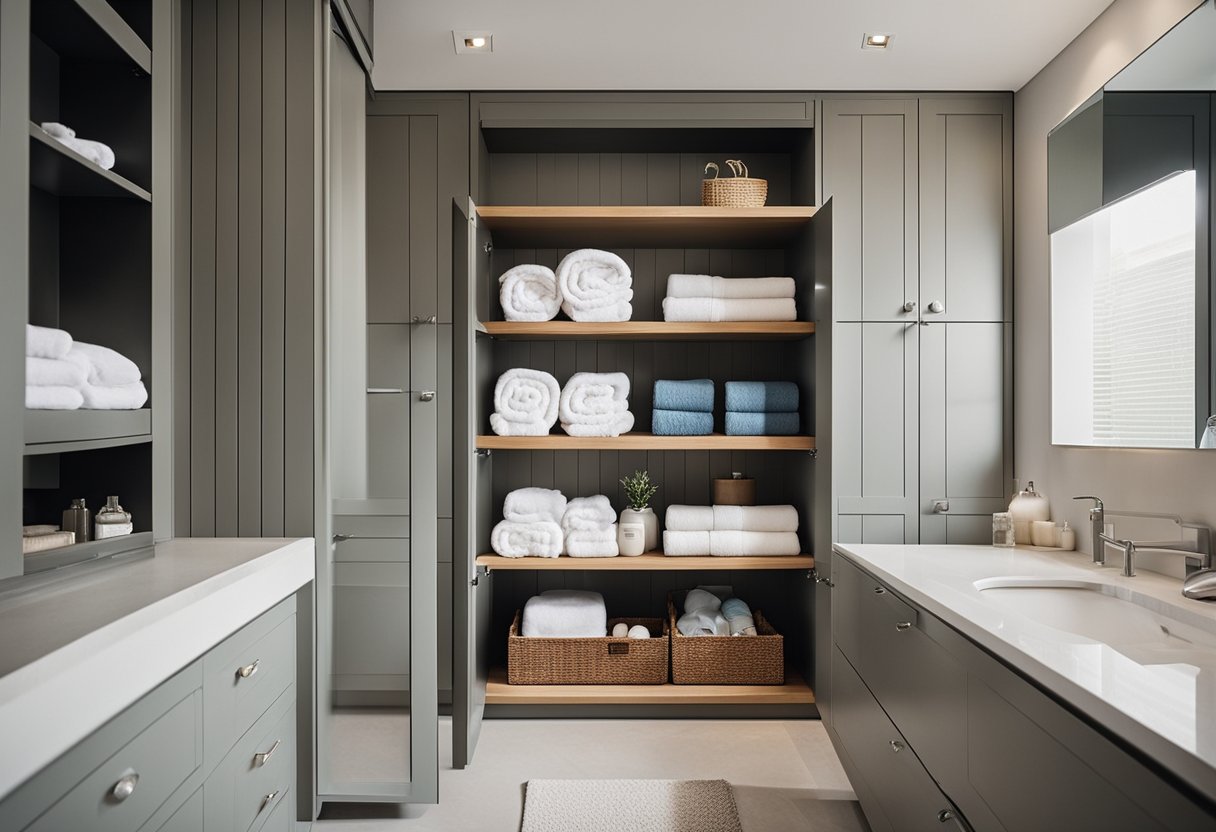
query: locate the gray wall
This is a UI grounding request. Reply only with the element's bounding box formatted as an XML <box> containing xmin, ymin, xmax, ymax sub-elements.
<box><xmin>1014</xmin><ymin>0</ymin><xmax>1214</xmax><ymax>548</ymax></box>
<box><xmin>179</xmin><ymin>0</ymin><xmax>320</xmax><ymax>538</ymax></box>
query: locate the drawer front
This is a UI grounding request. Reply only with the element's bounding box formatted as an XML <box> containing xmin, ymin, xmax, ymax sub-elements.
<box><xmin>29</xmin><ymin>691</ymin><xmax>202</xmax><ymax>832</ymax></box>
<box><xmin>204</xmin><ymin>687</ymin><xmax>295</xmax><ymax>832</ymax></box>
<box><xmin>254</xmin><ymin>789</ymin><xmax>292</xmax><ymax>832</ymax></box>
<box><xmin>150</xmin><ymin>787</ymin><xmax>202</xmax><ymax>832</ymax></box>
<box><xmin>203</xmin><ymin>598</ymin><xmax>296</xmax><ymax>767</ymax></box>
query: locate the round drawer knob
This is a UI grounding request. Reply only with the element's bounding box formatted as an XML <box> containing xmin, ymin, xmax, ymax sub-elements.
<box><xmin>237</xmin><ymin>659</ymin><xmax>261</xmax><ymax>680</ymax></box>
<box><xmin>938</xmin><ymin>809</ymin><xmax>956</xmax><ymax>823</ymax></box>
<box><xmin>889</xmin><ymin>740</ymin><xmax>905</xmax><ymax>753</ymax></box>
<box><xmin>895</xmin><ymin>621</ymin><xmax>913</xmax><ymax>631</ymax></box>
<box><xmin>872</xmin><ymin>586</ymin><xmax>886</xmax><ymax>595</ymax></box>
<box><xmin>110</xmin><ymin>772</ymin><xmax>139</xmax><ymax>803</ymax></box>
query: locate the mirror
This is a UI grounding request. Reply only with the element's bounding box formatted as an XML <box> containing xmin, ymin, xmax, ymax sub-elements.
<box><xmin>1048</xmin><ymin>0</ymin><xmax>1215</xmax><ymax>448</ymax></box>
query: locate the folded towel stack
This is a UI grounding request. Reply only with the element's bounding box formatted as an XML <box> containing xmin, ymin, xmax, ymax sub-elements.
<box><xmin>40</xmin><ymin>122</ymin><xmax>116</xmax><ymax>171</ymax></box>
<box><xmin>557</xmin><ymin>249</ymin><xmax>633</xmax><ymax>322</ymax></box>
<box><xmin>561</xmin><ymin>495</ymin><xmax>619</xmax><ymax>557</ymax></box>
<box><xmin>499</xmin><ymin>264</ymin><xmax>561</xmax><ymax>322</ymax></box>
<box><xmin>491</xmin><ymin>487</ymin><xmax>567</xmax><ymax>558</ymax></box>
<box><xmin>663</xmin><ymin>503</ymin><xmax>800</xmax><ymax>556</ymax></box>
<box><xmin>490</xmin><ymin>368</ymin><xmax>561</xmax><ymax>436</ymax></box>
<box><xmin>662</xmin><ymin>274</ymin><xmax>796</xmax><ymax>322</ymax></box>
<box><xmin>522</xmin><ymin>590</ymin><xmax>608</xmax><ymax>638</ymax></box>
<box><xmin>559</xmin><ymin>371</ymin><xmax>634</xmax><ymax>437</ymax></box>
<box><xmin>25</xmin><ymin>325</ymin><xmax>147</xmax><ymax>411</ymax></box>
<box><xmin>651</xmin><ymin>378</ymin><xmax>714</xmax><ymax>436</ymax></box>
<box><xmin>724</xmin><ymin>380</ymin><xmax>799</xmax><ymax>436</ymax></box>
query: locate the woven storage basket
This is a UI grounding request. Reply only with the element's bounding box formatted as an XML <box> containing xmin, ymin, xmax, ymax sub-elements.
<box><xmin>668</xmin><ymin>595</ymin><xmax>784</xmax><ymax>685</ymax></box>
<box><xmin>507</xmin><ymin>612</ymin><xmax>669</xmax><ymax>685</ymax></box>
<box><xmin>701</xmin><ymin>160</ymin><xmax>768</xmax><ymax>208</ymax></box>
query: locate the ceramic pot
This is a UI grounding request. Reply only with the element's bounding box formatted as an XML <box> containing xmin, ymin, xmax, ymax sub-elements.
<box><xmin>621</xmin><ymin>507</ymin><xmax>658</xmax><ymax>552</ymax></box>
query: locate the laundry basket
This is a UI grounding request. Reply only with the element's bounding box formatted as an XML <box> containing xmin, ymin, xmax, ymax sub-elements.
<box><xmin>701</xmin><ymin>160</ymin><xmax>768</xmax><ymax>208</ymax></box>
<box><xmin>507</xmin><ymin>612</ymin><xmax>670</xmax><ymax>685</ymax></box>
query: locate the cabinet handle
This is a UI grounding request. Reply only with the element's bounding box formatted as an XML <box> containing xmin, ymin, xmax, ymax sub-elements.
<box><xmin>417</xmin><ymin>390</ymin><xmax>436</xmax><ymax>402</ymax></box>
<box><xmin>932</xmin><ymin>500</ymin><xmax>950</xmax><ymax>514</ymax></box>
<box><xmin>366</xmin><ymin>387</ymin><xmax>404</xmax><ymax>394</ymax></box>
<box><xmin>254</xmin><ymin>738</ymin><xmax>281</xmax><ymax>767</ymax></box>
<box><xmin>109</xmin><ymin>772</ymin><xmax>139</xmax><ymax>803</ymax></box>
<box><xmin>927</xmin><ymin>300</ymin><xmax>945</xmax><ymax>314</ymax></box>
<box><xmin>896</xmin><ymin>622</ymin><xmax>913</xmax><ymax>631</ymax></box>
<box><xmin>902</xmin><ymin>300</ymin><xmax>917</xmax><ymax>313</ymax></box>
<box><xmin>412</xmin><ymin>314</ymin><xmax>437</xmax><ymax>324</ymax></box>
<box><xmin>260</xmin><ymin>790</ymin><xmax>280</xmax><ymax>814</ymax></box>
<box><xmin>889</xmin><ymin>740</ymin><xmax>905</xmax><ymax>753</ymax></box>
<box><xmin>237</xmin><ymin>659</ymin><xmax>260</xmax><ymax>680</ymax></box>
<box><xmin>872</xmin><ymin>586</ymin><xmax>886</xmax><ymax>595</ymax></box>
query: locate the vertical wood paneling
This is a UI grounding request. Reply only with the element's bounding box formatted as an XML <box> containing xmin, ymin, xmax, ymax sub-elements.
<box><xmin>409</xmin><ymin>116</ymin><xmax>438</xmax><ymax>319</ymax></box>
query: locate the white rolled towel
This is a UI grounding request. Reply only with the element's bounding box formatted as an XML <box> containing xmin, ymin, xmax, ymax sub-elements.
<box><xmin>665</xmin><ymin>504</ymin><xmax>715</xmax><ymax>532</ymax></box>
<box><xmin>561</xmin><ymin>495</ymin><xmax>616</xmax><ymax>531</ymax></box>
<box><xmin>25</xmin><ymin>385</ymin><xmax>83</xmax><ymax>410</ymax></box>
<box><xmin>503</xmin><ymin>487</ymin><xmax>567</xmax><ymax>525</ymax></box>
<box><xmin>559</xmin><ymin>371</ymin><xmax>634</xmax><ymax>437</ymax></box>
<box><xmin>676</xmin><ymin>610</ymin><xmax>729</xmax><ymax>637</ymax></box>
<box><xmin>40</xmin><ymin>122</ymin><xmax>75</xmax><ymax>140</ymax></box>
<box><xmin>26</xmin><ymin>324</ymin><xmax>72</xmax><ymax>360</ymax></box>
<box><xmin>26</xmin><ymin>356</ymin><xmax>87</xmax><ymax>388</ymax></box>
<box><xmin>65</xmin><ymin>342</ymin><xmax>141</xmax><ymax>386</ymax></box>
<box><xmin>712</xmin><ymin>504</ymin><xmax>799</xmax><ymax>533</ymax></box>
<box><xmin>565</xmin><ymin>526</ymin><xmax>620</xmax><ymax>557</ymax></box>
<box><xmin>662</xmin><ymin>296</ymin><xmax>796</xmax><ymax>322</ymax></box>
<box><xmin>522</xmin><ymin>590</ymin><xmax>607</xmax><ymax>638</ymax></box>
<box><xmin>557</xmin><ymin>249</ymin><xmax>633</xmax><ymax>322</ymax></box>
<box><xmin>490</xmin><ymin>368</ymin><xmax>560</xmax><ymax>436</ymax></box>
<box><xmin>627</xmin><ymin>625</ymin><xmax>650</xmax><ymax>639</ymax></box>
<box><xmin>662</xmin><ymin>530</ymin><xmax>710</xmax><ymax>556</ymax></box>
<box><xmin>499</xmin><ymin>264</ymin><xmax>561</xmax><ymax>322</ymax></box>
<box><xmin>684</xmin><ymin>588</ymin><xmax>723</xmax><ymax>614</ymax></box>
<box><xmin>491</xmin><ymin>520</ymin><xmax>564</xmax><ymax>558</ymax></box>
<box><xmin>709</xmin><ymin>530</ymin><xmax>801</xmax><ymax>556</ymax></box>
<box><xmin>40</xmin><ymin>123</ymin><xmax>115</xmax><ymax>171</ymax></box>
<box><xmin>666</xmin><ymin>274</ymin><xmax>795</xmax><ymax>299</ymax></box>
<box><xmin>79</xmin><ymin>381</ymin><xmax>148</xmax><ymax>410</ymax></box>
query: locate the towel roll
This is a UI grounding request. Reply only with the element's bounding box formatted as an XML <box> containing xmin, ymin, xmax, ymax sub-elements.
<box><xmin>557</xmin><ymin>249</ymin><xmax>633</xmax><ymax>322</ymax></box>
<box><xmin>652</xmin><ymin>379</ymin><xmax>714</xmax><ymax>413</ymax></box>
<box><xmin>499</xmin><ymin>264</ymin><xmax>561</xmax><ymax>322</ymax></box>
<box><xmin>684</xmin><ymin>588</ymin><xmax>723</xmax><ymax>614</ymax></box>
<box><xmin>664</xmin><ymin>505</ymin><xmax>715</xmax><ymax>532</ymax></box>
<box><xmin>503</xmin><ymin>487</ymin><xmax>567</xmax><ymax>525</ymax></box>
<box><xmin>559</xmin><ymin>371</ymin><xmax>634</xmax><ymax>437</ymax></box>
<box><xmin>721</xmin><ymin>597</ymin><xmax>758</xmax><ymax>636</ymax></box>
<box><xmin>490</xmin><ymin>368</ymin><xmax>561</xmax><ymax>436</ymax></box>
<box><xmin>712</xmin><ymin>504</ymin><xmax>799</xmax><ymax>533</ymax></box>
<box><xmin>662</xmin><ymin>296</ymin><xmax>796</xmax><ymax>322</ymax></box>
<box><xmin>666</xmin><ymin>274</ymin><xmax>795</xmax><ymax>299</ymax></box>
<box><xmin>26</xmin><ymin>324</ymin><xmax>72</xmax><ymax>360</ymax></box>
<box><xmin>724</xmin><ymin>411</ymin><xmax>800</xmax><ymax>436</ymax></box>
<box><xmin>491</xmin><ymin>520</ymin><xmax>564</xmax><ymax>558</ymax></box>
<box><xmin>522</xmin><ymin>590</ymin><xmax>607</xmax><ymax>638</ymax></box>
<box><xmin>724</xmin><ymin>381</ymin><xmax>800</xmax><ymax>413</ymax></box>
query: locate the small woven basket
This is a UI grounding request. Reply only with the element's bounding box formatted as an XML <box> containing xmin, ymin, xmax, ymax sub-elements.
<box><xmin>507</xmin><ymin>612</ymin><xmax>670</xmax><ymax>685</ymax></box>
<box><xmin>668</xmin><ymin>595</ymin><xmax>784</xmax><ymax>685</ymax></box>
<box><xmin>701</xmin><ymin>160</ymin><xmax>768</xmax><ymax>208</ymax></box>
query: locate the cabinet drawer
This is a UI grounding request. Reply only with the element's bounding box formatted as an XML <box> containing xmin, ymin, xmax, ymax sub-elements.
<box><xmin>203</xmin><ymin>598</ymin><xmax>296</xmax><ymax>768</ymax></box>
<box><xmin>204</xmin><ymin>687</ymin><xmax>295</xmax><ymax>832</ymax></box>
<box><xmin>29</xmin><ymin>691</ymin><xmax>202</xmax><ymax>832</ymax></box>
<box><xmin>150</xmin><ymin>787</ymin><xmax>202</xmax><ymax>832</ymax></box>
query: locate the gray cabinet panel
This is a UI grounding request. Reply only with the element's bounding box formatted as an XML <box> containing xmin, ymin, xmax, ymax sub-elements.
<box><xmin>476</xmin><ymin>96</ymin><xmax>814</xmax><ymax>128</ymax></box>
<box><xmin>152</xmin><ymin>787</ymin><xmax>202</xmax><ymax>832</ymax></box>
<box><xmin>366</xmin><ymin>115</ymin><xmax>411</xmax><ymax>323</ymax></box>
<box><xmin>367</xmin><ymin>324</ymin><xmax>411</xmax><ymax>501</ymax></box>
<box><xmin>333</xmin><ymin>562</ymin><xmax>410</xmax><ymax>682</ymax></box>
<box><xmin>335</xmin><ymin>537</ymin><xmax>410</xmax><ymax>563</ymax></box>
<box><xmin>333</xmin><ymin>515</ymin><xmax>410</xmax><ymax>538</ymax></box>
<box><xmin>204</xmin><ymin>690</ymin><xmax>295</xmax><ymax>832</ymax></box>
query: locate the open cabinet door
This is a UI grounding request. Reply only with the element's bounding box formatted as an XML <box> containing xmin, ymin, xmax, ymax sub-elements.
<box><xmin>453</xmin><ymin>198</ymin><xmax>494</xmax><ymax>769</ymax></box>
<box><xmin>811</xmin><ymin>199</ymin><xmax>835</xmax><ymax>726</ymax></box>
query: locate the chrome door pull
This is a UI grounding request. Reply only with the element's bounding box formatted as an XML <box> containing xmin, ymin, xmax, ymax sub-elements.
<box><xmin>902</xmin><ymin>300</ymin><xmax>917</xmax><ymax>313</ymax></box>
<box><xmin>927</xmin><ymin>300</ymin><xmax>945</xmax><ymax>313</ymax></box>
<box><xmin>367</xmin><ymin>388</ymin><xmax>404</xmax><ymax>394</ymax></box>
<box><xmin>253</xmin><ymin>739</ymin><xmax>281</xmax><ymax>767</ymax></box>
<box><xmin>412</xmin><ymin>314</ymin><xmax>437</xmax><ymax>324</ymax></box>
<box><xmin>109</xmin><ymin>772</ymin><xmax>139</xmax><ymax>803</ymax></box>
<box><xmin>333</xmin><ymin>533</ymin><xmax>355</xmax><ymax>543</ymax></box>
<box><xmin>896</xmin><ymin>621</ymin><xmax>913</xmax><ymax>631</ymax></box>
<box><xmin>237</xmin><ymin>659</ymin><xmax>260</xmax><ymax>680</ymax></box>
<box><xmin>889</xmin><ymin>740</ymin><xmax>905</xmax><ymax>753</ymax></box>
<box><xmin>417</xmin><ymin>390</ymin><xmax>436</xmax><ymax>402</ymax></box>
<box><xmin>932</xmin><ymin>500</ymin><xmax>950</xmax><ymax>514</ymax></box>
<box><xmin>873</xmin><ymin>586</ymin><xmax>886</xmax><ymax>595</ymax></box>
<box><xmin>260</xmin><ymin>791</ymin><xmax>280</xmax><ymax>813</ymax></box>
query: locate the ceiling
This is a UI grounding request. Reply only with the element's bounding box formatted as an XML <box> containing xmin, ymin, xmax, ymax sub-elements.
<box><xmin>370</xmin><ymin>0</ymin><xmax>1115</xmax><ymax>92</ymax></box>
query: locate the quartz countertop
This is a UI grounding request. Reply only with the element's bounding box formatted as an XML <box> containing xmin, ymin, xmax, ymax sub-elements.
<box><xmin>834</xmin><ymin>543</ymin><xmax>1216</xmax><ymax>798</ymax></box>
<box><xmin>0</xmin><ymin>537</ymin><xmax>314</xmax><ymax>798</ymax></box>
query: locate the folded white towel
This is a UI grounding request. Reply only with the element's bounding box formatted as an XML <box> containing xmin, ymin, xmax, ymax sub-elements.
<box><xmin>557</xmin><ymin>249</ymin><xmax>633</xmax><ymax>322</ymax></box>
<box><xmin>40</xmin><ymin>122</ymin><xmax>75</xmax><ymax>140</ymax></box>
<box><xmin>709</xmin><ymin>530</ymin><xmax>801</xmax><ymax>556</ymax></box>
<box><xmin>26</xmin><ymin>356</ymin><xmax>87</xmax><ymax>388</ymax></box>
<box><xmin>666</xmin><ymin>274</ymin><xmax>795</xmax><ymax>300</ymax></box>
<box><xmin>662</xmin><ymin>530</ymin><xmax>710</xmax><ymax>556</ymax></box>
<box><xmin>490</xmin><ymin>368</ymin><xmax>560</xmax><ymax>436</ymax></box>
<box><xmin>26</xmin><ymin>324</ymin><xmax>72</xmax><ymax>360</ymax></box>
<box><xmin>559</xmin><ymin>371</ymin><xmax>634</xmax><ymax>437</ymax></box>
<box><xmin>491</xmin><ymin>520</ymin><xmax>564</xmax><ymax>558</ymax></box>
<box><xmin>503</xmin><ymin>487</ymin><xmax>568</xmax><ymax>525</ymax></box>
<box><xmin>565</xmin><ymin>526</ymin><xmax>620</xmax><ymax>557</ymax></box>
<box><xmin>522</xmin><ymin>589</ymin><xmax>608</xmax><ymax>638</ymax></box>
<box><xmin>662</xmin><ymin>296</ymin><xmax>797</xmax><ymax>322</ymax></box>
<box><xmin>40</xmin><ymin>122</ymin><xmax>116</xmax><ymax>171</ymax></box>
<box><xmin>499</xmin><ymin>264</ymin><xmax>561</xmax><ymax>322</ymax></box>
<box><xmin>665</xmin><ymin>505</ymin><xmax>715</xmax><ymax>532</ymax></box>
<box><xmin>26</xmin><ymin>385</ymin><xmax>83</xmax><ymax>410</ymax></box>
<box><xmin>712</xmin><ymin>504</ymin><xmax>799</xmax><ymax>533</ymax></box>
<box><xmin>684</xmin><ymin>587</ymin><xmax>723</xmax><ymax>613</ymax></box>
<box><xmin>561</xmin><ymin>495</ymin><xmax>617</xmax><ymax>531</ymax></box>
<box><xmin>66</xmin><ymin>342</ymin><xmax>142</xmax><ymax>386</ymax></box>
<box><xmin>79</xmin><ymin>380</ymin><xmax>147</xmax><ymax>410</ymax></box>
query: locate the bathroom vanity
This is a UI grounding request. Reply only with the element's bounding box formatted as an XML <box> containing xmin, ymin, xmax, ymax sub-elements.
<box><xmin>827</xmin><ymin>543</ymin><xmax>1216</xmax><ymax>831</ymax></box>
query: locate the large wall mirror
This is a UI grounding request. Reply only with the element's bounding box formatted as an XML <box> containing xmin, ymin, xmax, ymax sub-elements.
<box><xmin>1048</xmin><ymin>0</ymin><xmax>1215</xmax><ymax>449</ymax></box>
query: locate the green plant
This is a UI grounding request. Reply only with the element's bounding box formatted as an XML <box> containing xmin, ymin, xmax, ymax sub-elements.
<box><xmin>621</xmin><ymin>469</ymin><xmax>658</xmax><ymax>511</ymax></box>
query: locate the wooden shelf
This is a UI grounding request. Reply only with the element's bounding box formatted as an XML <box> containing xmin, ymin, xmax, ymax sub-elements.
<box><xmin>479</xmin><ymin>321</ymin><xmax>815</xmax><ymax>341</ymax></box>
<box><xmin>29</xmin><ymin>124</ymin><xmax>151</xmax><ymax>201</ymax></box>
<box><xmin>477</xmin><ymin>553</ymin><xmax>814</xmax><ymax>571</ymax></box>
<box><xmin>476</xmin><ymin>205</ymin><xmax>817</xmax><ymax>248</ymax></box>
<box><xmin>476</xmin><ymin>432</ymin><xmax>814</xmax><ymax>451</ymax></box>
<box><xmin>25</xmin><ymin>409</ymin><xmax>152</xmax><ymax>456</ymax></box>
<box><xmin>31</xmin><ymin>0</ymin><xmax>152</xmax><ymax>73</ymax></box>
<box><xmin>485</xmin><ymin>665</ymin><xmax>815</xmax><ymax>706</ymax></box>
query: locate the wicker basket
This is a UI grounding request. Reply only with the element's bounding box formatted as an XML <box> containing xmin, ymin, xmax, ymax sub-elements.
<box><xmin>668</xmin><ymin>595</ymin><xmax>784</xmax><ymax>685</ymax></box>
<box><xmin>507</xmin><ymin>612</ymin><xmax>670</xmax><ymax>685</ymax></box>
<box><xmin>701</xmin><ymin>160</ymin><xmax>768</xmax><ymax>208</ymax></box>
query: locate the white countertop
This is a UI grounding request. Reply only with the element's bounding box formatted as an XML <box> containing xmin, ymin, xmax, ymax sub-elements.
<box><xmin>834</xmin><ymin>543</ymin><xmax>1216</xmax><ymax>797</ymax></box>
<box><xmin>0</xmin><ymin>537</ymin><xmax>314</xmax><ymax>799</ymax></box>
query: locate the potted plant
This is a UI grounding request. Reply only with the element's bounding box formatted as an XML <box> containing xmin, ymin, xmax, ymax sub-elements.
<box><xmin>620</xmin><ymin>470</ymin><xmax>659</xmax><ymax>553</ymax></box>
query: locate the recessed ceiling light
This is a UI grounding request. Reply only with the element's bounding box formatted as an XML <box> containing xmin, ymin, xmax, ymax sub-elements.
<box><xmin>862</xmin><ymin>33</ymin><xmax>893</xmax><ymax>49</ymax></box>
<box><xmin>453</xmin><ymin>30</ymin><xmax>493</xmax><ymax>54</ymax></box>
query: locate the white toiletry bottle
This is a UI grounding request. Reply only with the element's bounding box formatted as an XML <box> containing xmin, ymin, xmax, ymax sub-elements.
<box><xmin>1059</xmin><ymin>521</ymin><xmax>1076</xmax><ymax>551</ymax></box>
<box><xmin>1008</xmin><ymin>481</ymin><xmax>1050</xmax><ymax>545</ymax></box>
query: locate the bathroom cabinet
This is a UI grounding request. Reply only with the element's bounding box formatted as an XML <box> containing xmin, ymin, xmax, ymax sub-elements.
<box><xmin>828</xmin><ymin>551</ymin><xmax>1215</xmax><ymax>831</ymax></box>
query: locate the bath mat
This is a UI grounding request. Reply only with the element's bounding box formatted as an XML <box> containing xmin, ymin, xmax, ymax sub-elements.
<box><xmin>521</xmin><ymin>778</ymin><xmax>743</xmax><ymax>832</ymax></box>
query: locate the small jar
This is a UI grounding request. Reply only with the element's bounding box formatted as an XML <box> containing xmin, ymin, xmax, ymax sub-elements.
<box><xmin>94</xmin><ymin>495</ymin><xmax>133</xmax><ymax>540</ymax></box>
<box><xmin>992</xmin><ymin>512</ymin><xmax>1015</xmax><ymax>548</ymax></box>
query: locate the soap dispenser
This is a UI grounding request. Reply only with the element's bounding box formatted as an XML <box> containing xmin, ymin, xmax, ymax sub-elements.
<box><xmin>1008</xmin><ymin>481</ymin><xmax>1050</xmax><ymax>545</ymax></box>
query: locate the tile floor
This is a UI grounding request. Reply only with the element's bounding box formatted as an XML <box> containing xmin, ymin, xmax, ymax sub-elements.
<box><xmin>316</xmin><ymin>716</ymin><xmax>867</xmax><ymax>831</ymax></box>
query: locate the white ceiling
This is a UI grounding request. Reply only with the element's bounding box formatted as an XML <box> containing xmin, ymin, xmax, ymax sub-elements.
<box><xmin>370</xmin><ymin>0</ymin><xmax>1115</xmax><ymax>92</ymax></box>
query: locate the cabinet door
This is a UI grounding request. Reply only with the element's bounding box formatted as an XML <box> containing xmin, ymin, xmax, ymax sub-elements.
<box><xmin>822</xmin><ymin>100</ymin><xmax>919</xmax><ymax>323</ymax></box>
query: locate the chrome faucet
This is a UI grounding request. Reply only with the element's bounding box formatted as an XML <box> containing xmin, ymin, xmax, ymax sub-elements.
<box><xmin>1073</xmin><ymin>496</ymin><xmax>1135</xmax><ymax>574</ymax></box>
<box><xmin>1073</xmin><ymin>496</ymin><xmax>1214</xmax><ymax>592</ymax></box>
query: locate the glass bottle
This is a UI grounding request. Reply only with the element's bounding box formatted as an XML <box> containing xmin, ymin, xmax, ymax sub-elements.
<box><xmin>94</xmin><ymin>495</ymin><xmax>133</xmax><ymax>540</ymax></box>
<box><xmin>62</xmin><ymin>498</ymin><xmax>91</xmax><ymax>543</ymax></box>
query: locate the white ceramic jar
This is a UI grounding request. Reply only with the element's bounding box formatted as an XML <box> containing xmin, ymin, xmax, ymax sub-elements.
<box><xmin>1009</xmin><ymin>481</ymin><xmax>1050</xmax><ymax>545</ymax></box>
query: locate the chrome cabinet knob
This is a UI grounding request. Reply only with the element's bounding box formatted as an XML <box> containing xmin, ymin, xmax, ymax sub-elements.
<box><xmin>411</xmin><ymin>314</ymin><xmax>437</xmax><ymax>324</ymax></box>
<box><xmin>932</xmin><ymin>500</ymin><xmax>950</xmax><ymax>514</ymax></box>
<box><xmin>110</xmin><ymin>772</ymin><xmax>139</xmax><ymax>803</ymax></box>
<box><xmin>896</xmin><ymin>621</ymin><xmax>913</xmax><ymax>631</ymax></box>
<box><xmin>260</xmin><ymin>790</ymin><xmax>280</xmax><ymax>813</ymax></box>
<box><xmin>927</xmin><ymin>300</ymin><xmax>944</xmax><ymax>314</ymax></box>
<box><xmin>873</xmin><ymin>586</ymin><xmax>886</xmax><ymax>595</ymax></box>
<box><xmin>237</xmin><ymin>659</ymin><xmax>260</xmax><ymax>680</ymax></box>
<box><xmin>889</xmin><ymin>740</ymin><xmax>905</xmax><ymax>753</ymax></box>
<box><xmin>938</xmin><ymin>809</ymin><xmax>955</xmax><ymax>823</ymax></box>
<box><xmin>902</xmin><ymin>300</ymin><xmax>917</xmax><ymax>313</ymax></box>
<box><xmin>418</xmin><ymin>390</ymin><xmax>436</xmax><ymax>402</ymax></box>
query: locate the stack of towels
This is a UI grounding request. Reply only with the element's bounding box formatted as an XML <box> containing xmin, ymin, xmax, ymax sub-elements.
<box><xmin>492</xmin><ymin>488</ymin><xmax>619</xmax><ymax>558</ymax></box>
<box><xmin>725</xmin><ymin>381</ymin><xmax>799</xmax><ymax>435</ymax></box>
<box><xmin>489</xmin><ymin>368</ymin><xmax>561</xmax><ymax>436</ymax></box>
<box><xmin>662</xmin><ymin>274</ymin><xmax>796</xmax><ymax>322</ymax></box>
<box><xmin>39</xmin><ymin>123</ymin><xmax>116</xmax><ymax>171</ymax></box>
<box><xmin>676</xmin><ymin>586</ymin><xmax>757</xmax><ymax>637</ymax></box>
<box><xmin>499</xmin><ymin>249</ymin><xmax>633</xmax><ymax>322</ymax></box>
<box><xmin>490</xmin><ymin>369</ymin><xmax>634</xmax><ymax>438</ymax></box>
<box><xmin>522</xmin><ymin>590</ymin><xmax>608</xmax><ymax>637</ymax></box>
<box><xmin>26</xmin><ymin>325</ymin><xmax>148</xmax><ymax>411</ymax></box>
<box><xmin>664</xmin><ymin>504</ymin><xmax>801</xmax><ymax>557</ymax></box>
<box><xmin>652</xmin><ymin>379</ymin><xmax>713</xmax><ymax>436</ymax></box>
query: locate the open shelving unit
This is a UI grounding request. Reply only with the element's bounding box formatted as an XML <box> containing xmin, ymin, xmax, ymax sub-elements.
<box><xmin>485</xmin><ymin>666</ymin><xmax>816</xmax><ymax>707</ymax></box>
<box><xmin>475</xmin><ymin>432</ymin><xmax>815</xmax><ymax>451</ymax></box>
<box><xmin>479</xmin><ymin>320</ymin><xmax>815</xmax><ymax>341</ymax></box>
<box><xmin>24</xmin><ymin>409</ymin><xmax>152</xmax><ymax>455</ymax></box>
<box><xmin>476</xmin><ymin>553</ymin><xmax>816</xmax><ymax>571</ymax></box>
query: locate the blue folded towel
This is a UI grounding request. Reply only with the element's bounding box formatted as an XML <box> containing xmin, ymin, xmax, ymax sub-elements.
<box><xmin>725</xmin><ymin>411</ymin><xmax>800</xmax><ymax>436</ymax></box>
<box><xmin>724</xmin><ymin>381</ymin><xmax>799</xmax><ymax>413</ymax></box>
<box><xmin>653</xmin><ymin>408</ymin><xmax>714</xmax><ymax>436</ymax></box>
<box><xmin>653</xmin><ymin>379</ymin><xmax>714</xmax><ymax>413</ymax></box>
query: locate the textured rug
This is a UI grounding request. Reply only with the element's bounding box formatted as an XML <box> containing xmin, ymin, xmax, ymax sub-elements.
<box><xmin>521</xmin><ymin>779</ymin><xmax>744</xmax><ymax>832</ymax></box>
